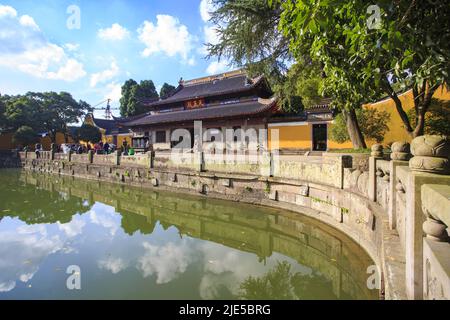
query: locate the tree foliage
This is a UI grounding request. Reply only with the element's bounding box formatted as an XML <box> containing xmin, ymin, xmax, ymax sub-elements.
<box><xmin>120</xmin><ymin>79</ymin><xmax>159</xmax><ymax>117</ymax></box>
<box><xmin>330</xmin><ymin>108</ymin><xmax>390</xmax><ymax>144</ymax></box>
<box><xmin>208</xmin><ymin>0</ymin><xmax>311</xmax><ymax>112</ymax></box>
<box><xmin>159</xmin><ymin>83</ymin><xmax>176</xmax><ymax>99</ymax></box>
<box><xmin>12</xmin><ymin>125</ymin><xmax>39</xmax><ymax>146</ymax></box>
<box><xmin>75</xmin><ymin>124</ymin><xmax>102</xmax><ymax>144</ymax></box>
<box><xmin>2</xmin><ymin>92</ymin><xmax>90</xmax><ymax>143</ymax></box>
<box><xmin>279</xmin><ymin>0</ymin><xmax>450</xmax><ymax>139</ymax></box>
<box><xmin>238</xmin><ymin>261</ymin><xmax>337</xmax><ymax>300</ymax></box>
<box><xmin>407</xmin><ymin>98</ymin><xmax>450</xmax><ymax>136</ymax></box>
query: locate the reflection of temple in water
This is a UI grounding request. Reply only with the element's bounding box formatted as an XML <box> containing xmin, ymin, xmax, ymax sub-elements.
<box><xmin>15</xmin><ymin>172</ymin><xmax>378</xmax><ymax>300</ymax></box>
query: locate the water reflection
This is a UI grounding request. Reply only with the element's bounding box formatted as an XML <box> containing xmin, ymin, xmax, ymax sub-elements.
<box><xmin>0</xmin><ymin>170</ymin><xmax>378</xmax><ymax>299</ymax></box>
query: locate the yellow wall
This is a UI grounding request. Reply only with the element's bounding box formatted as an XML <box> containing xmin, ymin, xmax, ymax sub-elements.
<box><xmin>363</xmin><ymin>86</ymin><xmax>450</xmax><ymax>146</ymax></box>
<box><xmin>0</xmin><ymin>132</ymin><xmax>73</xmax><ymax>150</ymax></box>
<box><xmin>269</xmin><ymin>124</ymin><xmax>311</xmax><ymax>150</ymax></box>
<box><xmin>269</xmin><ymin>86</ymin><xmax>449</xmax><ymax>151</ymax></box>
<box><xmin>269</xmin><ymin>123</ymin><xmax>353</xmax><ymax>151</ymax></box>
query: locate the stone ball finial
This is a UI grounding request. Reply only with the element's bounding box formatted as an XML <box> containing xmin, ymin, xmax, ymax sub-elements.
<box><xmin>409</xmin><ymin>135</ymin><xmax>449</xmax><ymax>174</ymax></box>
<box><xmin>371</xmin><ymin>144</ymin><xmax>383</xmax><ymax>158</ymax></box>
<box><xmin>390</xmin><ymin>141</ymin><xmax>411</xmax><ymax>161</ymax></box>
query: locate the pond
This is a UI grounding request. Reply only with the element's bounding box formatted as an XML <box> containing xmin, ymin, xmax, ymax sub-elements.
<box><xmin>0</xmin><ymin>169</ymin><xmax>379</xmax><ymax>300</ymax></box>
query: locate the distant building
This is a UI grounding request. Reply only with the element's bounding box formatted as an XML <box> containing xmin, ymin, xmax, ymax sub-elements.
<box><xmin>115</xmin><ymin>70</ymin><xmax>336</xmax><ymax>153</ymax></box>
<box><xmin>84</xmin><ymin>114</ymin><xmax>132</xmax><ymax>148</ymax></box>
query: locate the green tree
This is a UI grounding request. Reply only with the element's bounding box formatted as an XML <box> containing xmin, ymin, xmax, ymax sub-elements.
<box><xmin>75</xmin><ymin>124</ymin><xmax>102</xmax><ymax>144</ymax></box>
<box><xmin>4</xmin><ymin>92</ymin><xmax>90</xmax><ymax>143</ymax></box>
<box><xmin>407</xmin><ymin>99</ymin><xmax>450</xmax><ymax>136</ymax></box>
<box><xmin>5</xmin><ymin>95</ymin><xmax>42</xmax><ymax>132</ymax></box>
<box><xmin>159</xmin><ymin>83</ymin><xmax>176</xmax><ymax>99</ymax></box>
<box><xmin>0</xmin><ymin>96</ymin><xmax>6</xmax><ymax>132</ymax></box>
<box><xmin>330</xmin><ymin>108</ymin><xmax>390</xmax><ymax>144</ymax></box>
<box><xmin>279</xmin><ymin>0</ymin><xmax>449</xmax><ymax>141</ymax></box>
<box><xmin>207</xmin><ymin>0</ymin><xmax>293</xmax><ymax>94</ymax></box>
<box><xmin>120</xmin><ymin>79</ymin><xmax>138</xmax><ymax>117</ymax></box>
<box><xmin>27</xmin><ymin>92</ymin><xmax>91</xmax><ymax>143</ymax></box>
<box><xmin>12</xmin><ymin>126</ymin><xmax>39</xmax><ymax>146</ymax></box>
<box><xmin>207</xmin><ymin>0</ymin><xmax>330</xmax><ymax>113</ymax></box>
<box><xmin>120</xmin><ymin>79</ymin><xmax>159</xmax><ymax>116</ymax></box>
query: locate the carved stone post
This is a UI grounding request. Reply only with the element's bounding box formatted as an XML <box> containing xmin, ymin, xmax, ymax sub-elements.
<box><xmin>87</xmin><ymin>150</ymin><xmax>94</xmax><ymax>164</ymax></box>
<box><xmin>196</xmin><ymin>151</ymin><xmax>205</xmax><ymax>172</ymax></box>
<box><xmin>50</xmin><ymin>143</ymin><xmax>56</xmax><ymax>160</ymax></box>
<box><xmin>149</xmin><ymin>151</ymin><xmax>155</xmax><ymax>169</ymax></box>
<box><xmin>404</xmin><ymin>135</ymin><xmax>450</xmax><ymax>300</ymax></box>
<box><xmin>388</xmin><ymin>142</ymin><xmax>410</xmax><ymax>230</ymax></box>
<box><xmin>369</xmin><ymin>144</ymin><xmax>383</xmax><ymax>201</ymax></box>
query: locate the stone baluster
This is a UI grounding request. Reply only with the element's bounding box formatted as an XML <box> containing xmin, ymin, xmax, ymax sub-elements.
<box><xmin>404</xmin><ymin>135</ymin><xmax>450</xmax><ymax>300</ymax></box>
<box><xmin>369</xmin><ymin>144</ymin><xmax>383</xmax><ymax>202</ymax></box>
<box><xmin>50</xmin><ymin>143</ymin><xmax>56</xmax><ymax>160</ymax></box>
<box><xmin>388</xmin><ymin>141</ymin><xmax>411</xmax><ymax>230</ymax></box>
<box><xmin>409</xmin><ymin>135</ymin><xmax>449</xmax><ymax>174</ymax></box>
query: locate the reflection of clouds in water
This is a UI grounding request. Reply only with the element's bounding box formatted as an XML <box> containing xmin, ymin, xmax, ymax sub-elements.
<box><xmin>0</xmin><ymin>221</ymin><xmax>64</xmax><ymax>292</ymax></box>
<box><xmin>98</xmin><ymin>257</ymin><xmax>128</xmax><ymax>274</ymax></box>
<box><xmin>198</xmin><ymin>243</ymin><xmax>305</xmax><ymax>300</ymax></box>
<box><xmin>198</xmin><ymin>243</ymin><xmax>269</xmax><ymax>299</ymax></box>
<box><xmin>57</xmin><ymin>215</ymin><xmax>86</xmax><ymax>237</ymax></box>
<box><xmin>89</xmin><ymin>204</ymin><xmax>120</xmax><ymax>236</ymax></box>
<box><xmin>137</xmin><ymin>240</ymin><xmax>195</xmax><ymax>284</ymax></box>
<box><xmin>17</xmin><ymin>224</ymin><xmax>47</xmax><ymax>237</ymax></box>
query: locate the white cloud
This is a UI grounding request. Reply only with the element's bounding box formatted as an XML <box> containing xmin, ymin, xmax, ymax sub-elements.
<box><xmin>64</xmin><ymin>43</ymin><xmax>80</xmax><ymax>52</ymax></box>
<box><xmin>137</xmin><ymin>241</ymin><xmax>194</xmax><ymax>284</ymax></box>
<box><xmin>200</xmin><ymin>0</ymin><xmax>216</xmax><ymax>22</ymax></box>
<box><xmin>206</xmin><ymin>60</ymin><xmax>231</xmax><ymax>75</ymax></box>
<box><xmin>57</xmin><ymin>216</ymin><xmax>86</xmax><ymax>237</ymax></box>
<box><xmin>89</xmin><ymin>206</ymin><xmax>120</xmax><ymax>236</ymax></box>
<box><xmin>19</xmin><ymin>15</ymin><xmax>39</xmax><ymax>30</ymax></box>
<box><xmin>0</xmin><ymin>4</ymin><xmax>17</xmax><ymax>18</ymax></box>
<box><xmin>98</xmin><ymin>23</ymin><xmax>130</xmax><ymax>41</ymax></box>
<box><xmin>98</xmin><ymin>257</ymin><xmax>127</xmax><ymax>274</ymax></box>
<box><xmin>0</xmin><ymin>226</ymin><xmax>64</xmax><ymax>293</ymax></box>
<box><xmin>137</xmin><ymin>14</ymin><xmax>194</xmax><ymax>61</ymax></box>
<box><xmin>90</xmin><ymin>60</ymin><xmax>120</xmax><ymax>87</ymax></box>
<box><xmin>0</xmin><ymin>5</ymin><xmax>86</xmax><ymax>81</ymax></box>
<box><xmin>104</xmin><ymin>82</ymin><xmax>122</xmax><ymax>102</ymax></box>
<box><xmin>204</xmin><ymin>25</ymin><xmax>219</xmax><ymax>46</ymax></box>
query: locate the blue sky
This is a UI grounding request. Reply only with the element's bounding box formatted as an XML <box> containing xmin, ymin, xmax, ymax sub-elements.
<box><xmin>0</xmin><ymin>0</ymin><xmax>230</xmax><ymax>118</ymax></box>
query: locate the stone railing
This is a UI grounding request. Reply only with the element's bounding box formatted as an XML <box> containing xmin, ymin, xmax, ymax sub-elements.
<box><xmin>421</xmin><ymin>184</ymin><xmax>450</xmax><ymax>300</ymax></box>
<box><xmin>70</xmin><ymin>152</ymin><xmax>92</xmax><ymax>164</ymax></box>
<box><xmin>120</xmin><ymin>153</ymin><xmax>151</xmax><ymax>168</ymax></box>
<box><xmin>204</xmin><ymin>152</ymin><xmax>271</xmax><ymax>176</ymax></box>
<box><xmin>92</xmin><ymin>152</ymin><xmax>120</xmax><ymax>166</ymax></box>
<box><xmin>54</xmin><ymin>153</ymin><xmax>69</xmax><ymax>161</ymax></box>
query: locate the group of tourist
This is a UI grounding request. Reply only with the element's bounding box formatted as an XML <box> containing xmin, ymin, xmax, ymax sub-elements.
<box><xmin>21</xmin><ymin>140</ymin><xmax>137</xmax><ymax>157</ymax></box>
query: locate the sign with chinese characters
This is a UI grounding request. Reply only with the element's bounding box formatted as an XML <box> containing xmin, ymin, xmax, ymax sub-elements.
<box><xmin>185</xmin><ymin>99</ymin><xmax>205</xmax><ymax>110</ymax></box>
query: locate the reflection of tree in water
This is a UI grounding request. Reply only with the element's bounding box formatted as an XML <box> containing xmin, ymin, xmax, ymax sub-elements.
<box><xmin>0</xmin><ymin>171</ymin><xmax>89</xmax><ymax>225</ymax></box>
<box><xmin>121</xmin><ymin>211</ymin><xmax>156</xmax><ymax>236</ymax></box>
<box><xmin>238</xmin><ymin>261</ymin><xmax>338</xmax><ymax>300</ymax></box>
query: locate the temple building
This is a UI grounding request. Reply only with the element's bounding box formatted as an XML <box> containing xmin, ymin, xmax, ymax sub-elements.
<box><xmin>118</xmin><ymin>70</ymin><xmax>335</xmax><ymax>153</ymax></box>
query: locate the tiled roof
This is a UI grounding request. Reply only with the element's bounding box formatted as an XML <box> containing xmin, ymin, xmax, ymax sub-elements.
<box><xmin>92</xmin><ymin>117</ymin><xmax>129</xmax><ymax>135</ymax></box>
<box><xmin>141</xmin><ymin>74</ymin><xmax>270</xmax><ymax>107</ymax></box>
<box><xmin>122</xmin><ymin>98</ymin><xmax>277</xmax><ymax>127</ymax></box>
